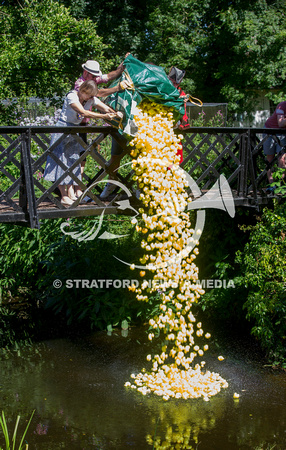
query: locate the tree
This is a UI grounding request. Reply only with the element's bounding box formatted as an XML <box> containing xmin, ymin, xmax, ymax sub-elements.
<box><xmin>61</xmin><ymin>0</ymin><xmax>155</xmax><ymax>61</ymax></box>
<box><xmin>1</xmin><ymin>0</ymin><xmax>285</xmax><ymax>118</ymax></box>
<box><xmin>0</xmin><ymin>0</ymin><xmax>111</xmax><ymax>102</ymax></box>
<box><xmin>145</xmin><ymin>0</ymin><xmax>286</xmax><ymax>115</ymax></box>
<box><xmin>66</xmin><ymin>0</ymin><xmax>286</xmax><ymax>116</ymax></box>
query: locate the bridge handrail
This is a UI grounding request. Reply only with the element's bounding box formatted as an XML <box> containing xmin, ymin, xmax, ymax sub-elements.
<box><xmin>0</xmin><ymin>125</ymin><xmax>285</xmax><ymax>133</ymax></box>
<box><xmin>0</xmin><ymin>125</ymin><xmax>284</xmax><ymax>228</ymax></box>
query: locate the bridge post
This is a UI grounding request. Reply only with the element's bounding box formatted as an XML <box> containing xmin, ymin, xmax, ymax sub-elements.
<box><xmin>238</xmin><ymin>132</ymin><xmax>248</xmax><ymax>198</ymax></box>
<box><xmin>248</xmin><ymin>129</ymin><xmax>259</xmax><ymax>207</ymax></box>
<box><xmin>20</xmin><ymin>129</ymin><xmax>39</xmax><ymax>228</ymax></box>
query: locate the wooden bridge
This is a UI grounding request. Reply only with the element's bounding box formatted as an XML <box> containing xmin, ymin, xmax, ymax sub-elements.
<box><xmin>0</xmin><ymin>125</ymin><xmax>285</xmax><ymax>228</ymax></box>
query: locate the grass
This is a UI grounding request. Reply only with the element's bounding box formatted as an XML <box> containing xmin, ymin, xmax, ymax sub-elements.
<box><xmin>0</xmin><ymin>410</ymin><xmax>34</xmax><ymax>450</ymax></box>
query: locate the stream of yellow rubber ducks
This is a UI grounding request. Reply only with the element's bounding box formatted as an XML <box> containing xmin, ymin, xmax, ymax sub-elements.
<box><xmin>124</xmin><ymin>99</ymin><xmax>228</xmax><ymax>402</ymax></box>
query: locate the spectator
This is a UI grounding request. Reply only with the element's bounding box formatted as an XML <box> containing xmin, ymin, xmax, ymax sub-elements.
<box><xmin>43</xmin><ymin>80</ymin><xmax>120</xmax><ymax>206</ymax></box>
<box><xmin>263</xmin><ymin>101</ymin><xmax>286</xmax><ymax>191</ymax></box>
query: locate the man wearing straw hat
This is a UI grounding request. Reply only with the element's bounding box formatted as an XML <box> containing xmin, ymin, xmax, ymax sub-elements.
<box><xmin>75</xmin><ymin>58</ymin><xmax>129</xmax><ymax>96</ymax></box>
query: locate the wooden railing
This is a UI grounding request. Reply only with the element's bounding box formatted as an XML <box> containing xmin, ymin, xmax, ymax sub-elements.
<box><xmin>0</xmin><ymin>125</ymin><xmax>285</xmax><ymax>228</ymax></box>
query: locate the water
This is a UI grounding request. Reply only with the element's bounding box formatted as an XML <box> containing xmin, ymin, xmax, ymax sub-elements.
<box><xmin>0</xmin><ymin>327</ymin><xmax>285</xmax><ymax>449</ymax></box>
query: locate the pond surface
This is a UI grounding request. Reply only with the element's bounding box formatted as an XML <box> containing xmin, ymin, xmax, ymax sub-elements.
<box><xmin>0</xmin><ymin>327</ymin><xmax>286</xmax><ymax>449</ymax></box>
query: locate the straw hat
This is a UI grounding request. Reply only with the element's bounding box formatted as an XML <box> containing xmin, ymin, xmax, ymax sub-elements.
<box><xmin>82</xmin><ymin>60</ymin><xmax>102</xmax><ymax>77</ymax></box>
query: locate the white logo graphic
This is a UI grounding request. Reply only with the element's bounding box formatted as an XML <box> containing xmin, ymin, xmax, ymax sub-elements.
<box><xmin>60</xmin><ymin>179</ymin><xmax>138</xmax><ymax>241</ymax></box>
<box><xmin>60</xmin><ymin>159</ymin><xmax>235</xmax><ymax>271</ymax></box>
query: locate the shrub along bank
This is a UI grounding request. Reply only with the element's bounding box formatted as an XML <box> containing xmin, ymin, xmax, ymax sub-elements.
<box><xmin>197</xmin><ymin>200</ymin><xmax>286</xmax><ymax>368</ymax></box>
<box><xmin>0</xmin><ymin>216</ymin><xmax>143</xmax><ymax>342</ymax></box>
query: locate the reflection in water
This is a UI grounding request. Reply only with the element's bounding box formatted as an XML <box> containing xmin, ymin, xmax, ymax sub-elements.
<box><xmin>0</xmin><ymin>329</ymin><xmax>285</xmax><ymax>449</ymax></box>
<box><xmin>144</xmin><ymin>394</ymin><xmax>225</xmax><ymax>449</ymax></box>
<box><xmin>35</xmin><ymin>422</ymin><xmax>49</xmax><ymax>435</ymax></box>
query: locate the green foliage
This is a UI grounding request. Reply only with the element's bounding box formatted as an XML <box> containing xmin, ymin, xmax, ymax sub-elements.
<box><xmin>38</xmin><ymin>216</ymin><xmax>142</xmax><ymax>330</ymax></box>
<box><xmin>145</xmin><ymin>0</ymin><xmax>286</xmax><ymax>114</ymax></box>
<box><xmin>63</xmin><ymin>0</ymin><xmax>153</xmax><ymax>61</ymax></box>
<box><xmin>0</xmin><ymin>305</ymin><xmax>33</xmax><ymax>349</ymax></box>
<box><xmin>0</xmin><ymin>0</ymin><xmax>109</xmax><ymax>113</ymax></box>
<box><xmin>196</xmin><ymin>208</ymin><xmax>251</xmax><ymax>326</ymax></box>
<box><xmin>0</xmin><ymin>222</ymin><xmax>58</xmax><ymax>293</ymax></box>
<box><xmin>270</xmin><ymin>167</ymin><xmax>286</xmax><ymax>196</ymax></box>
<box><xmin>0</xmin><ymin>220</ymin><xmax>63</xmax><ymax>346</ymax></box>
<box><xmin>0</xmin><ymin>216</ymin><xmax>145</xmax><ymax>338</ymax></box>
<box><xmin>0</xmin><ymin>149</ymin><xmax>21</xmax><ymax>193</ymax></box>
<box><xmin>235</xmin><ymin>201</ymin><xmax>286</xmax><ymax>366</ymax></box>
<box><xmin>197</xmin><ymin>203</ymin><xmax>286</xmax><ymax>366</ymax></box>
<box><xmin>0</xmin><ymin>410</ymin><xmax>34</xmax><ymax>450</ymax></box>
<box><xmin>64</xmin><ymin>0</ymin><xmax>286</xmax><ymax>116</ymax></box>
<box><xmin>1</xmin><ymin>0</ymin><xmax>285</xmax><ymax>119</ymax></box>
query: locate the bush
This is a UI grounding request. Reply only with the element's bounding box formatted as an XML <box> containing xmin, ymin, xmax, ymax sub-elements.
<box><xmin>196</xmin><ymin>202</ymin><xmax>286</xmax><ymax>367</ymax></box>
<box><xmin>0</xmin><ymin>216</ymin><xmax>146</xmax><ymax>343</ymax></box>
<box><xmin>235</xmin><ymin>201</ymin><xmax>286</xmax><ymax>367</ymax></box>
<box><xmin>0</xmin><ymin>220</ymin><xmax>64</xmax><ymax>345</ymax></box>
<box><xmin>195</xmin><ymin>208</ymin><xmax>252</xmax><ymax>328</ymax></box>
<box><xmin>38</xmin><ymin>215</ymin><xmax>143</xmax><ymax>331</ymax></box>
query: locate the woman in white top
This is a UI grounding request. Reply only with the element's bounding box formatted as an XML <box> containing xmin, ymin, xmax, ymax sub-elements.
<box><xmin>44</xmin><ymin>80</ymin><xmax>119</xmax><ymax>206</ymax></box>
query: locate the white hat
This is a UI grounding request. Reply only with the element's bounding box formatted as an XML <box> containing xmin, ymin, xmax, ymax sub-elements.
<box><xmin>82</xmin><ymin>60</ymin><xmax>102</xmax><ymax>77</ymax></box>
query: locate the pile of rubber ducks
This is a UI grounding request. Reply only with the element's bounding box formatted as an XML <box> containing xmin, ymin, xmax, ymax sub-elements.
<box><xmin>125</xmin><ymin>100</ymin><xmax>228</xmax><ymax>401</ymax></box>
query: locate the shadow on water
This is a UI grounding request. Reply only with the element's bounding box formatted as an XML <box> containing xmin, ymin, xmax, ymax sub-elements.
<box><xmin>0</xmin><ymin>327</ymin><xmax>286</xmax><ymax>449</ymax></box>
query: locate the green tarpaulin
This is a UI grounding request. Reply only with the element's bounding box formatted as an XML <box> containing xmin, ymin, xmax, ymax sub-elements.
<box><xmin>104</xmin><ymin>55</ymin><xmax>185</xmax><ymax>137</ymax></box>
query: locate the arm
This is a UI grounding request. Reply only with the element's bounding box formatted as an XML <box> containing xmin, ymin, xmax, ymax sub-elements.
<box><xmin>97</xmin><ymin>84</ymin><xmax>122</xmax><ymax>97</ymax></box>
<box><xmin>105</xmin><ymin>67</ymin><xmax>124</xmax><ymax>82</ymax></box>
<box><xmin>70</xmin><ymin>101</ymin><xmax>118</xmax><ymax>121</ymax></box>
<box><xmin>91</xmin><ymin>97</ymin><xmax>117</xmax><ymax>114</ymax></box>
<box><xmin>97</xmin><ymin>79</ymin><xmax>132</xmax><ymax>98</ymax></box>
<box><xmin>105</xmin><ymin>53</ymin><xmax>131</xmax><ymax>82</ymax></box>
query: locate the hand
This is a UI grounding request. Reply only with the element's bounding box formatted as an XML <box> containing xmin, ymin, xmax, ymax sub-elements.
<box><xmin>117</xmin><ymin>53</ymin><xmax>131</xmax><ymax>72</ymax></box>
<box><xmin>182</xmin><ymin>94</ymin><xmax>189</xmax><ymax>103</ymax></box>
<box><xmin>119</xmin><ymin>80</ymin><xmax>133</xmax><ymax>90</ymax></box>
<box><xmin>117</xmin><ymin>61</ymin><xmax>125</xmax><ymax>72</ymax></box>
<box><xmin>104</xmin><ymin>112</ymin><xmax>119</xmax><ymax>120</ymax></box>
<box><xmin>279</xmin><ymin>152</ymin><xmax>286</xmax><ymax>168</ymax></box>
